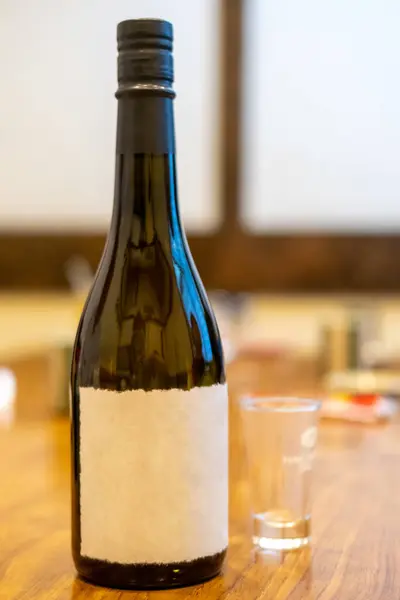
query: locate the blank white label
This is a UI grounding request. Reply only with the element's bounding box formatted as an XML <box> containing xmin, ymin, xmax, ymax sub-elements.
<box><xmin>79</xmin><ymin>384</ymin><xmax>228</xmax><ymax>564</ymax></box>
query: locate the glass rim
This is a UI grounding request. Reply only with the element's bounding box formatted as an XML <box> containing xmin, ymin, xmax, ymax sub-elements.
<box><xmin>239</xmin><ymin>396</ymin><xmax>321</xmax><ymax>414</ymax></box>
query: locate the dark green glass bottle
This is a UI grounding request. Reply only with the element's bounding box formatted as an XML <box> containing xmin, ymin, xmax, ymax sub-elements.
<box><xmin>70</xmin><ymin>19</ymin><xmax>228</xmax><ymax>590</ymax></box>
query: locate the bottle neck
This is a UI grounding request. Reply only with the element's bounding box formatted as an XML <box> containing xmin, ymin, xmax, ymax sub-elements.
<box><xmin>110</xmin><ymin>95</ymin><xmax>182</xmax><ymax>249</ymax></box>
<box><xmin>116</xmin><ymin>95</ymin><xmax>175</xmax><ymax>155</ymax></box>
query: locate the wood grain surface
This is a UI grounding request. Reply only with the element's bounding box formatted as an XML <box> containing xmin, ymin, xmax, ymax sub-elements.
<box><xmin>0</xmin><ymin>368</ymin><xmax>399</xmax><ymax>599</ymax></box>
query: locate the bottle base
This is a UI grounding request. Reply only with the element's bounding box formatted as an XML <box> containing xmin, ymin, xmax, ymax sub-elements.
<box><xmin>75</xmin><ymin>549</ymin><xmax>226</xmax><ymax>590</ymax></box>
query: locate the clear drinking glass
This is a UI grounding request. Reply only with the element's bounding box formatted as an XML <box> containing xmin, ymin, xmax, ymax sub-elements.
<box><xmin>239</xmin><ymin>397</ymin><xmax>321</xmax><ymax>552</ymax></box>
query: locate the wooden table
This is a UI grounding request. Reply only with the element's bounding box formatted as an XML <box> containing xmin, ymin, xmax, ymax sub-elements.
<box><xmin>1</xmin><ymin>384</ymin><xmax>400</xmax><ymax>599</ymax></box>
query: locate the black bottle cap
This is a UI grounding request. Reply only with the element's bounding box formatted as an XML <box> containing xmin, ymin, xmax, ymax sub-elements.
<box><xmin>116</xmin><ymin>19</ymin><xmax>174</xmax><ymax>97</ymax></box>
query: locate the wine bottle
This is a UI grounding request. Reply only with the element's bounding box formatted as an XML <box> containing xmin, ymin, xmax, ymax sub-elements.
<box><xmin>70</xmin><ymin>19</ymin><xmax>228</xmax><ymax>590</ymax></box>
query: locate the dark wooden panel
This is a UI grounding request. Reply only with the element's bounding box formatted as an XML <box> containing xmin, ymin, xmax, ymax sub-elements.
<box><xmin>1</xmin><ymin>232</ymin><xmax>400</xmax><ymax>292</ymax></box>
<box><xmin>205</xmin><ymin>232</ymin><xmax>400</xmax><ymax>292</ymax></box>
<box><xmin>0</xmin><ymin>233</ymin><xmax>105</xmax><ymax>289</ymax></box>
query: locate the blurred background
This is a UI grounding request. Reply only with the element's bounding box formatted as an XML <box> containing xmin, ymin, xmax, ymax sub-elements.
<box><xmin>1</xmin><ymin>0</ymin><xmax>400</xmax><ymax>422</ymax></box>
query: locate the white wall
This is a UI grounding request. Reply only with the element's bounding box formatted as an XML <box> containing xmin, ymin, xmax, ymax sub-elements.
<box><xmin>0</xmin><ymin>0</ymin><xmax>221</xmax><ymax>232</ymax></box>
<box><xmin>242</xmin><ymin>0</ymin><xmax>400</xmax><ymax>231</ymax></box>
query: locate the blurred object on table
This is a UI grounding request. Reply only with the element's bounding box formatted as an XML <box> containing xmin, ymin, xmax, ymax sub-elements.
<box><xmin>0</xmin><ymin>368</ymin><xmax>16</xmax><ymax>427</ymax></box>
<box><xmin>326</xmin><ymin>370</ymin><xmax>400</xmax><ymax>397</ymax></box>
<box><xmin>319</xmin><ymin>304</ymin><xmax>400</xmax><ymax>423</ymax></box>
<box><xmin>321</xmin><ymin>392</ymin><xmax>397</xmax><ymax>424</ymax></box>
<box><xmin>322</xmin><ymin>369</ymin><xmax>399</xmax><ymax>423</ymax></box>
<box><xmin>64</xmin><ymin>256</ymin><xmax>93</xmax><ymax>296</ymax></box>
<box><xmin>319</xmin><ymin>304</ymin><xmax>382</xmax><ymax>376</ymax></box>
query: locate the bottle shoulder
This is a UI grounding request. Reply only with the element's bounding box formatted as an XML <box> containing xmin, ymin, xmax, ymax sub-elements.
<box><xmin>74</xmin><ymin>237</ymin><xmax>225</xmax><ymax>391</ymax></box>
